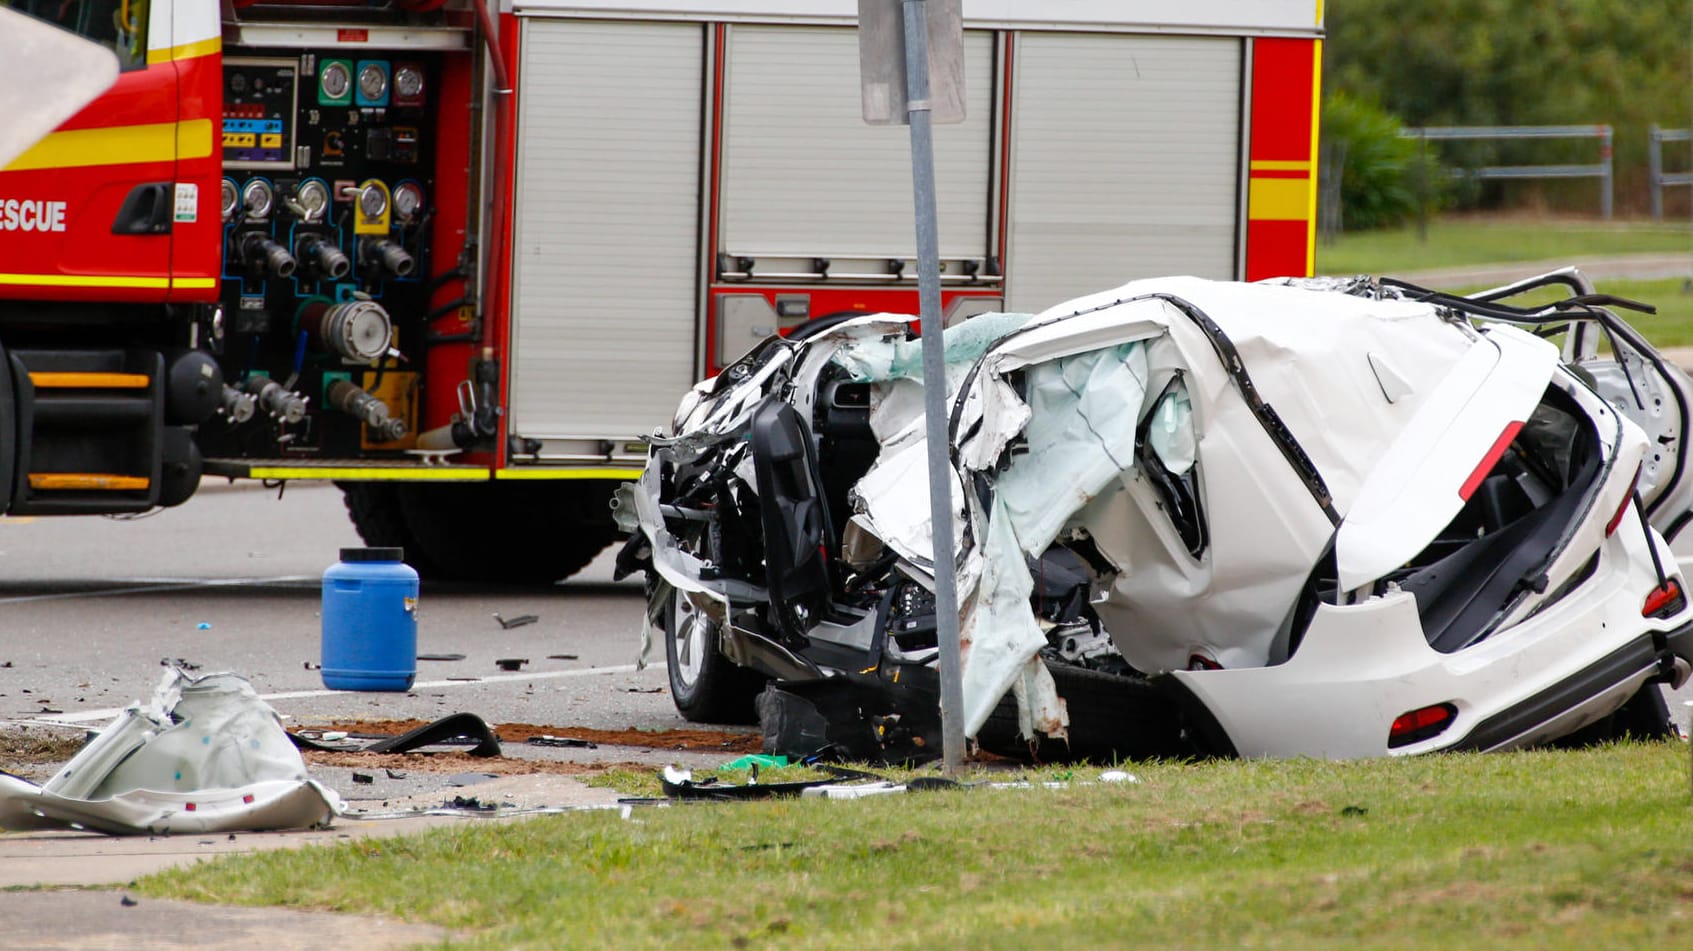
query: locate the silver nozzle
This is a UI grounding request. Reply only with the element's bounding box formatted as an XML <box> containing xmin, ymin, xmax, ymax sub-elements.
<box><xmin>239</xmin><ymin>233</ymin><xmax>298</xmax><ymax>278</ymax></box>
<box><xmin>296</xmin><ymin>234</ymin><xmax>351</xmax><ymax>280</ymax></box>
<box><xmin>327</xmin><ymin>379</ymin><xmax>406</xmax><ymax>441</ymax></box>
<box><xmin>219</xmin><ymin>384</ymin><xmax>257</xmax><ymax>424</ymax></box>
<box><xmin>361</xmin><ymin>238</ymin><xmax>415</xmax><ymax>278</ymax></box>
<box><xmin>243</xmin><ymin>377</ymin><xmax>308</xmax><ymax>424</ymax></box>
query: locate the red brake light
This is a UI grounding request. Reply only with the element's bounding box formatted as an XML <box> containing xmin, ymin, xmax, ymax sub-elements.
<box><xmin>1643</xmin><ymin>579</ymin><xmax>1685</xmax><ymax>619</ymax></box>
<box><xmin>1606</xmin><ymin>466</ymin><xmax>1643</xmax><ymax>537</ymax></box>
<box><xmin>1459</xmin><ymin>421</ymin><xmax>1524</xmax><ymax>501</ymax></box>
<box><xmin>1389</xmin><ymin>702</ymin><xmax>1457</xmax><ymax>748</ymax></box>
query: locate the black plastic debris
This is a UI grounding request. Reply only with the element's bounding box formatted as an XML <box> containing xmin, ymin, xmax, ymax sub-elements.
<box><xmin>494</xmin><ymin>613</ymin><xmax>538</xmax><ymax>630</ymax></box>
<box><xmin>288</xmin><ymin>712</ymin><xmax>502</xmax><ymax>758</ymax></box>
<box><xmin>495</xmin><ymin>658</ymin><xmax>528</xmax><ymax>671</ymax></box>
<box><xmin>527</xmin><ymin>735</ymin><xmax>597</xmax><ymax>749</ymax></box>
<box><xmin>120</xmin><ymin>896</ymin><xmax>138</xmax><ymax>908</ymax></box>
<box><xmin>351</xmin><ymin>772</ymin><xmax>374</xmax><ymax>785</ymax></box>
<box><xmin>547</xmin><ymin>654</ymin><xmax>579</xmax><ymax>661</ymax></box>
<box><xmin>659</xmin><ymin>763</ymin><xmax>883</xmax><ymax>801</ymax></box>
<box><xmin>446</xmin><ymin>795</ymin><xmax>497</xmax><ymax>812</ymax></box>
<box><xmin>417</xmin><ymin>653</ymin><xmax>467</xmax><ymax>662</ymax></box>
<box><xmin>756</xmin><ymin>678</ymin><xmax>941</xmax><ymax>766</ymax></box>
<box><xmin>159</xmin><ymin>657</ymin><xmax>202</xmax><ymax>671</ymax></box>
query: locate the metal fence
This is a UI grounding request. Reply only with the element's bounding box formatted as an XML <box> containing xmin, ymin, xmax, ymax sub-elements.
<box><xmin>1648</xmin><ymin>124</ymin><xmax>1693</xmax><ymax>220</ymax></box>
<box><xmin>1402</xmin><ymin>124</ymin><xmax>1614</xmax><ymax>219</ymax></box>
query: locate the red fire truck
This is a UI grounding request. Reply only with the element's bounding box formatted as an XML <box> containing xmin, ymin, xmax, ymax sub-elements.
<box><xmin>0</xmin><ymin>0</ymin><xmax>1323</xmax><ymax>581</ymax></box>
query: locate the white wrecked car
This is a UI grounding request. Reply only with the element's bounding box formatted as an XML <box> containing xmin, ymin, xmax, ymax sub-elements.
<box><xmin>615</xmin><ymin>270</ymin><xmax>1693</xmax><ymax>760</ymax></box>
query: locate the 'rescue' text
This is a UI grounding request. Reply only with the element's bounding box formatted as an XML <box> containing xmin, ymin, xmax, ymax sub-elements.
<box><xmin>0</xmin><ymin>199</ymin><xmax>68</xmax><ymax>233</ymax></box>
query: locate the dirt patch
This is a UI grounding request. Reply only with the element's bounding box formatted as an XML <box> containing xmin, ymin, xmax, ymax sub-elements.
<box><xmin>301</xmin><ymin>749</ymin><xmax>658</xmax><ymax>776</ymax></box>
<box><xmin>315</xmin><ymin>718</ymin><xmax>763</xmax><ymax>754</ymax></box>
<box><xmin>0</xmin><ymin>727</ymin><xmax>87</xmax><ymax>772</ymax></box>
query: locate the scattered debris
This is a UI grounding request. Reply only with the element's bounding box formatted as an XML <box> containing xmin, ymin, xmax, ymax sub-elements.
<box><xmin>495</xmin><ymin>658</ymin><xmax>529</xmax><ymax>671</ymax></box>
<box><xmin>446</xmin><ymin>795</ymin><xmax>496</xmax><ymax>811</ymax></box>
<box><xmin>446</xmin><ymin>772</ymin><xmax>499</xmax><ymax>787</ymax></box>
<box><xmin>527</xmin><ymin>735</ymin><xmax>598</xmax><ymax>749</ymax></box>
<box><xmin>417</xmin><ymin>653</ymin><xmax>467</xmax><ymax>662</ymax></box>
<box><xmin>301</xmin><ymin>661</ymin><xmax>321</xmax><ymax>671</ymax></box>
<box><xmin>494</xmin><ymin>613</ymin><xmax>539</xmax><ymax>630</ymax></box>
<box><xmin>625</xmin><ymin>686</ymin><xmax>664</xmax><ymax>695</ymax></box>
<box><xmin>0</xmin><ymin>669</ymin><xmax>340</xmax><ymax>835</ymax></box>
<box><xmin>195</xmin><ymin>622</ymin><xmax>211</xmax><ymax>630</ymax></box>
<box><xmin>547</xmin><ymin>653</ymin><xmax>579</xmax><ymax>661</ymax></box>
<box><xmin>159</xmin><ymin>657</ymin><xmax>202</xmax><ymax>671</ymax></box>
<box><xmin>384</xmin><ymin>769</ymin><xmax>407</xmax><ymax>779</ymax></box>
<box><xmin>120</xmin><ymin>895</ymin><xmax>138</xmax><ymax>907</ymax></box>
<box><xmin>722</xmin><ymin>754</ymin><xmax>788</xmax><ymax>771</ymax></box>
<box><xmin>289</xmin><ymin>712</ymin><xmax>502</xmax><ymax>758</ymax></box>
<box><xmin>351</xmin><ymin>772</ymin><xmax>375</xmax><ymax>785</ymax></box>
<box><xmin>315</xmin><ymin>718</ymin><xmax>762</xmax><ymax>754</ymax></box>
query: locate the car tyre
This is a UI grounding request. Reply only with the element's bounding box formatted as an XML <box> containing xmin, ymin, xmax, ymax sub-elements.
<box><xmin>663</xmin><ymin>589</ymin><xmax>764</xmax><ymax>724</ymax></box>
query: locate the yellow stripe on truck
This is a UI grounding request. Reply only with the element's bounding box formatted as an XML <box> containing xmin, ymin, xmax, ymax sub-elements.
<box><xmin>146</xmin><ymin>36</ymin><xmax>222</xmax><ymax>66</ymax></box>
<box><xmin>3</xmin><ymin>118</ymin><xmax>213</xmax><ymax>172</ymax></box>
<box><xmin>1248</xmin><ymin>177</ymin><xmax>1312</xmax><ymax>222</ymax></box>
<box><xmin>0</xmin><ymin>274</ymin><xmax>217</xmax><ymax>290</ymax></box>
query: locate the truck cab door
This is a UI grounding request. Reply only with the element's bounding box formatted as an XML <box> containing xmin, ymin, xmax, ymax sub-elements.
<box><xmin>0</xmin><ymin>0</ymin><xmax>215</xmax><ymax>303</ymax></box>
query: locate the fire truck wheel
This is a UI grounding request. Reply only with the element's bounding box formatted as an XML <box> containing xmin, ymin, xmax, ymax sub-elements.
<box><xmin>338</xmin><ymin>482</ymin><xmax>442</xmax><ymax>578</ymax></box>
<box><xmin>663</xmin><ymin>589</ymin><xmax>765</xmax><ymax>724</ymax></box>
<box><xmin>391</xmin><ymin>481</ymin><xmax>619</xmax><ymax>584</ymax></box>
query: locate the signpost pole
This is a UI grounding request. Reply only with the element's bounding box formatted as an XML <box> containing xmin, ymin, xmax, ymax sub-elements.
<box><xmin>897</xmin><ymin>0</ymin><xmax>967</xmax><ymax>776</ymax></box>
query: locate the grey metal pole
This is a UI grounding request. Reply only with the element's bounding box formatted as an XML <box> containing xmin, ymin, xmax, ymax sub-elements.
<box><xmin>900</xmin><ymin>0</ymin><xmax>966</xmax><ymax>776</ymax></box>
<box><xmin>1651</xmin><ymin>125</ymin><xmax>1664</xmax><ymax>221</ymax></box>
<box><xmin>1600</xmin><ymin>125</ymin><xmax>1613</xmax><ymax>220</ymax></box>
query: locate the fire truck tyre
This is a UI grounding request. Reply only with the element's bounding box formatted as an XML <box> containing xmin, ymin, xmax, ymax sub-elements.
<box><xmin>664</xmin><ymin>589</ymin><xmax>764</xmax><ymax>724</ymax></box>
<box><xmin>339</xmin><ymin>482</ymin><xmax>442</xmax><ymax>578</ymax></box>
<box><xmin>392</xmin><ymin>481</ymin><xmax>619</xmax><ymax>584</ymax></box>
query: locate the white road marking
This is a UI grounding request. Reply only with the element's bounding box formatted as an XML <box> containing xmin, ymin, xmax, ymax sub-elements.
<box><xmin>5</xmin><ymin>662</ymin><xmax>664</xmax><ymax>727</ymax></box>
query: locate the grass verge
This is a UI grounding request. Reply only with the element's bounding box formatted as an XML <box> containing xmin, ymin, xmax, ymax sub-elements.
<box><xmin>1317</xmin><ymin>216</ymin><xmax>1691</xmax><ymax>276</ymax></box>
<box><xmin>138</xmin><ymin>742</ymin><xmax>1693</xmax><ymax>949</ymax></box>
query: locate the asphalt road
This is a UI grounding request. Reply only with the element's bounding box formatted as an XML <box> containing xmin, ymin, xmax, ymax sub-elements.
<box><xmin>0</xmin><ymin>480</ymin><xmax>680</xmax><ymax>735</ymax></box>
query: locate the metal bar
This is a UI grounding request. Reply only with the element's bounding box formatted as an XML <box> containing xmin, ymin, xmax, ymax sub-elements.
<box><xmin>1652</xmin><ymin>124</ymin><xmax>1665</xmax><ymax>220</ymax></box>
<box><xmin>1601</xmin><ymin>125</ymin><xmax>1613</xmax><ymax>219</ymax></box>
<box><xmin>1405</xmin><ymin>125</ymin><xmax>1612</xmax><ymax>140</ymax></box>
<box><xmin>902</xmin><ymin>0</ymin><xmax>966</xmax><ymax>777</ymax></box>
<box><xmin>1464</xmin><ymin>165</ymin><xmax>1606</xmax><ymax>180</ymax></box>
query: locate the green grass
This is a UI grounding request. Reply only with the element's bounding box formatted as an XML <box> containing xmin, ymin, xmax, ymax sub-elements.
<box><xmin>1317</xmin><ymin>216</ymin><xmax>1693</xmax><ymax>276</ymax></box>
<box><xmin>137</xmin><ymin>743</ymin><xmax>1693</xmax><ymax>949</ymax></box>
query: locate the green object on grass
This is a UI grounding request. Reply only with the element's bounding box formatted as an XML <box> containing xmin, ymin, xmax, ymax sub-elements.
<box><xmin>721</xmin><ymin>754</ymin><xmax>789</xmax><ymax>770</ymax></box>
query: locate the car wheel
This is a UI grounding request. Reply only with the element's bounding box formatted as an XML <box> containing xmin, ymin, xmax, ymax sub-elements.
<box><xmin>663</xmin><ymin>589</ymin><xmax>764</xmax><ymax>724</ymax></box>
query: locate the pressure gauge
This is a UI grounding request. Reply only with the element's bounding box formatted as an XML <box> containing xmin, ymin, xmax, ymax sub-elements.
<box><xmin>241</xmin><ymin>178</ymin><xmax>274</xmax><ymax>219</ymax></box>
<box><xmin>358</xmin><ymin>182</ymin><xmax>388</xmax><ymax>220</ymax></box>
<box><xmin>393</xmin><ymin>65</ymin><xmax>424</xmax><ymax>103</ymax></box>
<box><xmin>392</xmin><ymin>182</ymin><xmax>424</xmax><ymax>223</ymax></box>
<box><xmin>220</xmin><ymin>178</ymin><xmax>239</xmax><ymax>222</ymax></box>
<box><xmin>357</xmin><ymin>63</ymin><xmax>388</xmax><ymax>103</ymax></box>
<box><xmin>294</xmin><ymin>180</ymin><xmax>329</xmax><ymax>222</ymax></box>
<box><xmin>319</xmin><ymin>61</ymin><xmax>351</xmax><ymax>103</ymax></box>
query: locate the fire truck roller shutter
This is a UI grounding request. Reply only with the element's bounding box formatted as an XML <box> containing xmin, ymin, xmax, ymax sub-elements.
<box><xmin>1003</xmin><ymin>33</ymin><xmax>1243</xmax><ymax>313</ymax></box>
<box><xmin>717</xmin><ymin>25</ymin><xmax>994</xmax><ymax>266</ymax></box>
<box><xmin>506</xmin><ymin>18</ymin><xmax>702</xmax><ymax>442</ymax></box>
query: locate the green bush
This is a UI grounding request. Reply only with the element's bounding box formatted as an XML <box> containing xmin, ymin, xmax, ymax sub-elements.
<box><xmin>1323</xmin><ymin>92</ymin><xmax>1443</xmax><ymax>231</ymax></box>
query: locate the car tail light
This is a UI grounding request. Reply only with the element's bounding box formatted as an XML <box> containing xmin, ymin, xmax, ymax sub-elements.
<box><xmin>1606</xmin><ymin>466</ymin><xmax>1643</xmax><ymax>537</ymax></box>
<box><xmin>1388</xmin><ymin>702</ymin><xmax>1457</xmax><ymax>748</ymax></box>
<box><xmin>1643</xmin><ymin>579</ymin><xmax>1685</xmax><ymax>619</ymax></box>
<box><xmin>1459</xmin><ymin>421</ymin><xmax>1524</xmax><ymax>501</ymax></box>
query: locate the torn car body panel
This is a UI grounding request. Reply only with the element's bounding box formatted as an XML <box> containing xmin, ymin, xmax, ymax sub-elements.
<box><xmin>623</xmin><ymin>272</ymin><xmax>1693</xmax><ymax>761</ymax></box>
<box><xmin>0</xmin><ymin>670</ymin><xmax>340</xmax><ymax>835</ymax></box>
